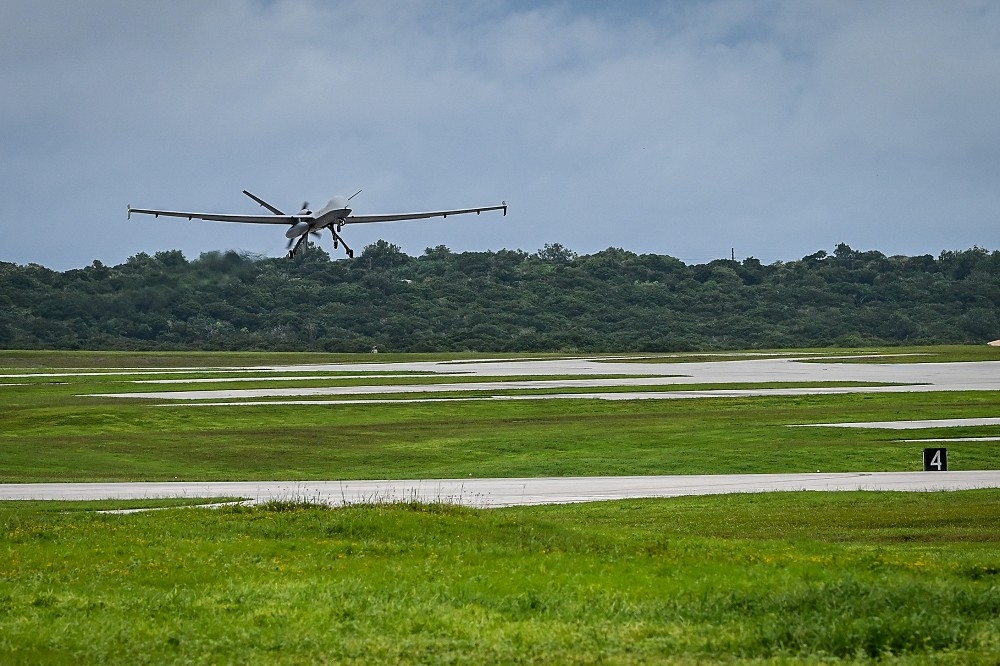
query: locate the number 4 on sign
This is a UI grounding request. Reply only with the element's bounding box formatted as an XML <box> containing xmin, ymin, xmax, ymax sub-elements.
<box><xmin>923</xmin><ymin>448</ymin><xmax>948</xmax><ymax>471</ymax></box>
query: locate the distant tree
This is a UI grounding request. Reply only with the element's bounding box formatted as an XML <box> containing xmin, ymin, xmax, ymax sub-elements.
<box><xmin>2</xmin><ymin>243</ymin><xmax>999</xmax><ymax>352</ymax></box>
<box><xmin>422</xmin><ymin>245</ymin><xmax>452</xmax><ymax>260</ymax></box>
<box><xmin>535</xmin><ymin>243</ymin><xmax>577</xmax><ymax>263</ymax></box>
<box><xmin>154</xmin><ymin>250</ymin><xmax>187</xmax><ymax>267</ymax></box>
<box><xmin>361</xmin><ymin>240</ymin><xmax>410</xmax><ymax>270</ymax></box>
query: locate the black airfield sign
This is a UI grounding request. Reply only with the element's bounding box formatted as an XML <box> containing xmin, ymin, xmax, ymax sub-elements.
<box><xmin>923</xmin><ymin>447</ymin><xmax>948</xmax><ymax>471</ymax></box>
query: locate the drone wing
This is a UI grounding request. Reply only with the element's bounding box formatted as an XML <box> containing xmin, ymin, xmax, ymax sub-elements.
<box><xmin>342</xmin><ymin>203</ymin><xmax>507</xmax><ymax>225</ymax></box>
<box><xmin>127</xmin><ymin>206</ymin><xmax>298</xmax><ymax>225</ymax></box>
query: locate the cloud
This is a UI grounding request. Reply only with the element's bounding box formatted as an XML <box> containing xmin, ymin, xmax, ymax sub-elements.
<box><xmin>1</xmin><ymin>0</ymin><xmax>998</xmax><ymax>270</ymax></box>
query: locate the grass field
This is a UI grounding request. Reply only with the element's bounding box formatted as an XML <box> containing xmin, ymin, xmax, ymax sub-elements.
<box><xmin>2</xmin><ymin>347</ymin><xmax>999</xmax><ymax>663</ymax></box>
<box><xmin>1</xmin><ymin>492</ymin><xmax>999</xmax><ymax>664</ymax></box>
<box><xmin>2</xmin><ymin>370</ymin><xmax>999</xmax><ymax>482</ymax></box>
<box><xmin>2</xmin><ymin>344</ymin><xmax>998</xmax><ymax>369</ymax></box>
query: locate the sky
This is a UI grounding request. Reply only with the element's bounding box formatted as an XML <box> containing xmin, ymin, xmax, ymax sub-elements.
<box><xmin>2</xmin><ymin>0</ymin><xmax>999</xmax><ymax>270</ymax></box>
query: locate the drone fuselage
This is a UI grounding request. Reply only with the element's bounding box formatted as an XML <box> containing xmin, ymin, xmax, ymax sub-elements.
<box><xmin>319</xmin><ymin>196</ymin><xmax>352</xmax><ymax>218</ymax></box>
<box><xmin>284</xmin><ymin>196</ymin><xmax>353</xmax><ymax>238</ymax></box>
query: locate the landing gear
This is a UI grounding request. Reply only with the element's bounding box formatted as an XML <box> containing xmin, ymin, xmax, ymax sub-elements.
<box><xmin>331</xmin><ymin>228</ymin><xmax>354</xmax><ymax>258</ymax></box>
<box><xmin>285</xmin><ymin>224</ymin><xmax>354</xmax><ymax>260</ymax></box>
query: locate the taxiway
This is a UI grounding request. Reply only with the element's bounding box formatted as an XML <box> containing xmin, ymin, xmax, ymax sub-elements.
<box><xmin>2</xmin><ymin>472</ymin><xmax>999</xmax><ymax>508</ymax></box>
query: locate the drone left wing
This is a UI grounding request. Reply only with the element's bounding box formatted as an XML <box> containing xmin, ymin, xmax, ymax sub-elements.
<box><xmin>343</xmin><ymin>203</ymin><xmax>507</xmax><ymax>225</ymax></box>
<box><xmin>127</xmin><ymin>206</ymin><xmax>297</xmax><ymax>225</ymax></box>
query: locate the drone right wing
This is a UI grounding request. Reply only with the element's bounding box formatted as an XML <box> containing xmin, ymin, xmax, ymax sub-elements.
<box><xmin>343</xmin><ymin>203</ymin><xmax>507</xmax><ymax>225</ymax></box>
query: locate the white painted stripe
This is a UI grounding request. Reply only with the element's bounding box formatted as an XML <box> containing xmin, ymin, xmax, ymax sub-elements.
<box><xmin>793</xmin><ymin>418</ymin><xmax>1000</xmax><ymax>429</ymax></box>
<box><xmin>900</xmin><ymin>437</ymin><xmax>1000</xmax><ymax>443</ymax></box>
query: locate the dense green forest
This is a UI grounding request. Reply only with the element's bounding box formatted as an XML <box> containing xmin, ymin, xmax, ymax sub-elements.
<box><xmin>1</xmin><ymin>242</ymin><xmax>998</xmax><ymax>352</ymax></box>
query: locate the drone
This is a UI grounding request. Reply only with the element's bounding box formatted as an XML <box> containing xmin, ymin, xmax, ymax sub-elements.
<box><xmin>128</xmin><ymin>189</ymin><xmax>506</xmax><ymax>258</ymax></box>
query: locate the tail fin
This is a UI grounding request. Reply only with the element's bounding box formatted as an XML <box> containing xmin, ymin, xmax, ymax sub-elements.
<box><xmin>242</xmin><ymin>190</ymin><xmax>285</xmax><ymax>216</ymax></box>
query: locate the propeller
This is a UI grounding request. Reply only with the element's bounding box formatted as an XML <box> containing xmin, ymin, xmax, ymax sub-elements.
<box><xmin>284</xmin><ymin>193</ymin><xmax>360</xmax><ymax>259</ymax></box>
<box><xmin>287</xmin><ymin>229</ymin><xmax>324</xmax><ymax>257</ymax></box>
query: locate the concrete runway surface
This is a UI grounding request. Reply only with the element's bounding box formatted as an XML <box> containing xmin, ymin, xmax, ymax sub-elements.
<box><xmin>3</xmin><ymin>472</ymin><xmax>999</xmax><ymax>508</ymax></box>
<box><xmin>88</xmin><ymin>355</ymin><xmax>1000</xmax><ymax>403</ymax></box>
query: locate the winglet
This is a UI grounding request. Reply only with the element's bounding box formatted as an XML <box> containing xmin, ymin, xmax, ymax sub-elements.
<box><xmin>127</xmin><ymin>205</ymin><xmax>131</xmax><ymax>220</ymax></box>
<box><xmin>502</xmin><ymin>201</ymin><xmax>507</xmax><ymax>216</ymax></box>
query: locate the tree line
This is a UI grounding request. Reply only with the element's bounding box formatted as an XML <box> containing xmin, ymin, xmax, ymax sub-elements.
<box><xmin>1</xmin><ymin>242</ymin><xmax>998</xmax><ymax>352</ymax></box>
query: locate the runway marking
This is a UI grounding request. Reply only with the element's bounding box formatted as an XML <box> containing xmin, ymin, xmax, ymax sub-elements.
<box><xmin>133</xmin><ymin>373</ymin><xmax>460</xmax><ymax>384</ymax></box>
<box><xmin>94</xmin><ymin>376</ymin><xmax>704</xmax><ymax>400</ymax></box>
<box><xmin>92</xmin><ymin>382</ymin><xmax>923</xmax><ymax>402</ymax></box>
<box><xmin>793</xmin><ymin>418</ymin><xmax>1000</xmax><ymax>429</ymax></box>
<box><xmin>0</xmin><ymin>368</ymin><xmax>439</xmax><ymax>379</ymax></box>
<box><xmin>900</xmin><ymin>437</ymin><xmax>1000</xmax><ymax>443</ymax></box>
<box><xmin>153</xmin><ymin>387</ymin><xmax>925</xmax><ymax>407</ymax></box>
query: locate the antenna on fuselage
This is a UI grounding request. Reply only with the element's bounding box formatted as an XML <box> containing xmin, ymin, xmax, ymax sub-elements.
<box><xmin>348</xmin><ymin>189</ymin><xmax>362</xmax><ymax>201</ymax></box>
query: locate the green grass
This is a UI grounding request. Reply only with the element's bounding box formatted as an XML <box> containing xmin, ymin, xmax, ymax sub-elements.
<box><xmin>597</xmin><ymin>345</ymin><xmax>1000</xmax><ymax>364</ymax></box>
<box><xmin>85</xmin><ymin>373</ymin><xmax>668</xmax><ymax>393</ymax></box>
<box><xmin>170</xmin><ymin>379</ymin><xmax>904</xmax><ymax>400</ymax></box>
<box><xmin>0</xmin><ymin>349</ymin><xmax>573</xmax><ymax>369</ymax></box>
<box><xmin>119</xmin><ymin>379</ymin><xmax>899</xmax><ymax>396</ymax></box>
<box><xmin>2</xmin><ymin>355</ymin><xmax>999</xmax><ymax>481</ymax></box>
<box><xmin>3</xmin><ymin>345</ymin><xmax>996</xmax><ymax>370</ymax></box>
<box><xmin>1</xmin><ymin>491</ymin><xmax>998</xmax><ymax>664</ymax></box>
<box><xmin>801</xmin><ymin>345</ymin><xmax>1000</xmax><ymax>363</ymax></box>
<box><xmin>3</xmin><ymin>348</ymin><xmax>999</xmax><ymax>663</ymax></box>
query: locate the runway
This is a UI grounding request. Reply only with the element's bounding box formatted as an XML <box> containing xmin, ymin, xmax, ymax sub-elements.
<box><xmin>87</xmin><ymin>356</ymin><xmax>1000</xmax><ymax>403</ymax></box>
<box><xmin>3</xmin><ymin>471</ymin><xmax>999</xmax><ymax>508</ymax></box>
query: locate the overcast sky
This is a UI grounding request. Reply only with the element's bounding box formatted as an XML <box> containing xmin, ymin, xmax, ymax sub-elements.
<box><xmin>2</xmin><ymin>0</ymin><xmax>998</xmax><ymax>270</ymax></box>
